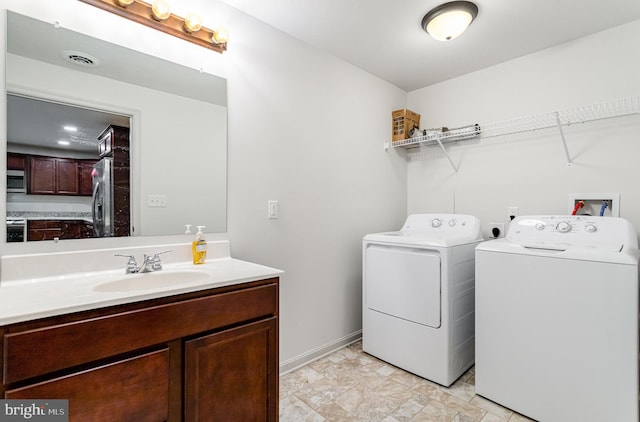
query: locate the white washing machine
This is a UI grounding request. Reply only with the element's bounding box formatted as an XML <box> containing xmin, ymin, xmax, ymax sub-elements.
<box><xmin>362</xmin><ymin>214</ymin><xmax>483</xmax><ymax>386</ymax></box>
<box><xmin>476</xmin><ymin>215</ymin><xmax>639</xmax><ymax>422</ymax></box>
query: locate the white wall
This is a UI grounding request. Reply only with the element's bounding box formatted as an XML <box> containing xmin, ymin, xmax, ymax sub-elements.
<box><xmin>221</xmin><ymin>6</ymin><xmax>408</xmax><ymax>368</ymax></box>
<box><xmin>406</xmin><ymin>19</ymin><xmax>640</xmax><ymax>237</ymax></box>
<box><xmin>0</xmin><ymin>0</ymin><xmax>408</xmax><ymax>368</ymax></box>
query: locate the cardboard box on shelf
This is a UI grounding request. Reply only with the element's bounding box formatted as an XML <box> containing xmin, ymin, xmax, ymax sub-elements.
<box><xmin>392</xmin><ymin>109</ymin><xmax>420</xmax><ymax>142</ymax></box>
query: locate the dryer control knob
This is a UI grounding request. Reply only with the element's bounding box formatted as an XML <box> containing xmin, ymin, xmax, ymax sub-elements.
<box><xmin>585</xmin><ymin>224</ymin><xmax>597</xmax><ymax>233</ymax></box>
<box><xmin>556</xmin><ymin>221</ymin><xmax>572</xmax><ymax>233</ymax></box>
<box><xmin>535</xmin><ymin>223</ymin><xmax>545</xmax><ymax>231</ymax></box>
<box><xmin>448</xmin><ymin>219</ymin><xmax>457</xmax><ymax>227</ymax></box>
<box><xmin>431</xmin><ymin>218</ymin><xmax>441</xmax><ymax>228</ymax></box>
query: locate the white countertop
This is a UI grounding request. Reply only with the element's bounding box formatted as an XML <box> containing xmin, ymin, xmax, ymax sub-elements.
<box><xmin>0</xmin><ymin>240</ymin><xmax>283</xmax><ymax>325</ymax></box>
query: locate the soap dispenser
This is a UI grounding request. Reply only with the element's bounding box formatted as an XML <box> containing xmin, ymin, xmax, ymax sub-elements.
<box><xmin>192</xmin><ymin>226</ymin><xmax>207</xmax><ymax>264</ymax></box>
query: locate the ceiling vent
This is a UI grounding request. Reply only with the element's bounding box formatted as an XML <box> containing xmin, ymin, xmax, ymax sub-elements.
<box><xmin>61</xmin><ymin>50</ymin><xmax>101</xmax><ymax>67</ymax></box>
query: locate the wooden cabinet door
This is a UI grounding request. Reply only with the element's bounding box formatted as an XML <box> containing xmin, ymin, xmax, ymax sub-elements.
<box><xmin>27</xmin><ymin>220</ymin><xmax>63</xmax><ymax>241</ymax></box>
<box><xmin>56</xmin><ymin>159</ymin><xmax>80</xmax><ymax>195</ymax></box>
<box><xmin>5</xmin><ymin>349</ymin><xmax>170</xmax><ymax>422</ymax></box>
<box><xmin>28</xmin><ymin>156</ymin><xmax>56</xmax><ymax>194</ymax></box>
<box><xmin>184</xmin><ymin>318</ymin><xmax>278</xmax><ymax>422</ymax></box>
<box><xmin>7</xmin><ymin>153</ymin><xmax>26</xmax><ymax>170</ymax></box>
<box><xmin>79</xmin><ymin>160</ymin><xmax>96</xmax><ymax>196</ymax></box>
<box><xmin>98</xmin><ymin>128</ymin><xmax>113</xmax><ymax>157</ymax></box>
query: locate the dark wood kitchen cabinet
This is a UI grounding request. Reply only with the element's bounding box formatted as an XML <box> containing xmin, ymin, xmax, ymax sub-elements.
<box><xmin>56</xmin><ymin>158</ymin><xmax>80</xmax><ymax>194</ymax></box>
<box><xmin>98</xmin><ymin>125</ymin><xmax>129</xmax><ymax>159</ymax></box>
<box><xmin>28</xmin><ymin>156</ymin><xmax>58</xmax><ymax>194</ymax></box>
<box><xmin>28</xmin><ymin>156</ymin><xmax>95</xmax><ymax>196</ymax></box>
<box><xmin>7</xmin><ymin>153</ymin><xmax>26</xmax><ymax>170</ymax></box>
<box><xmin>1</xmin><ymin>278</ymin><xmax>279</xmax><ymax>422</ymax></box>
<box><xmin>27</xmin><ymin>220</ymin><xmax>93</xmax><ymax>241</ymax></box>
<box><xmin>78</xmin><ymin>160</ymin><xmax>96</xmax><ymax>196</ymax></box>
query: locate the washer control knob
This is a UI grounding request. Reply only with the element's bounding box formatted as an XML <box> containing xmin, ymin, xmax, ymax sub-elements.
<box><xmin>556</xmin><ymin>221</ymin><xmax>572</xmax><ymax>233</ymax></box>
<box><xmin>585</xmin><ymin>224</ymin><xmax>597</xmax><ymax>233</ymax></box>
<box><xmin>431</xmin><ymin>218</ymin><xmax>441</xmax><ymax>228</ymax></box>
<box><xmin>535</xmin><ymin>222</ymin><xmax>545</xmax><ymax>231</ymax></box>
<box><xmin>448</xmin><ymin>219</ymin><xmax>457</xmax><ymax>227</ymax></box>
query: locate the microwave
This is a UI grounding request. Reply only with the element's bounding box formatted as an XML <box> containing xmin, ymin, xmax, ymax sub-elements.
<box><xmin>7</xmin><ymin>169</ymin><xmax>26</xmax><ymax>193</ymax></box>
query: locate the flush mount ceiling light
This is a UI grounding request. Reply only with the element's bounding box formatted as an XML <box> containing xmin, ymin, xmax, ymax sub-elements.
<box><xmin>79</xmin><ymin>0</ymin><xmax>228</xmax><ymax>53</ymax></box>
<box><xmin>421</xmin><ymin>1</ymin><xmax>478</xmax><ymax>41</ymax></box>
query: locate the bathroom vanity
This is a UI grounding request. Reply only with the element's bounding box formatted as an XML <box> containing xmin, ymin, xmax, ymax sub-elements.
<box><xmin>0</xmin><ymin>242</ymin><xmax>281</xmax><ymax>421</ymax></box>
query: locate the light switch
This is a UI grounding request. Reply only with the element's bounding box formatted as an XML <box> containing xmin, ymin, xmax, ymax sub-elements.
<box><xmin>268</xmin><ymin>200</ymin><xmax>279</xmax><ymax>219</ymax></box>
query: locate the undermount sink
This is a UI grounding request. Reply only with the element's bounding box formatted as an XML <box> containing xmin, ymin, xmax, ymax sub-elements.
<box><xmin>93</xmin><ymin>270</ymin><xmax>212</xmax><ymax>292</ymax></box>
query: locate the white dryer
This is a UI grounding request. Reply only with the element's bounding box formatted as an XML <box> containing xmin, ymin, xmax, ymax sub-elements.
<box><xmin>362</xmin><ymin>214</ymin><xmax>483</xmax><ymax>386</ymax></box>
<box><xmin>475</xmin><ymin>215</ymin><xmax>639</xmax><ymax>422</ymax></box>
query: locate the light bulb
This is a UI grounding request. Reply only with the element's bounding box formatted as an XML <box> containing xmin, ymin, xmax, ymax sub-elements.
<box><xmin>184</xmin><ymin>13</ymin><xmax>202</xmax><ymax>33</ymax></box>
<box><xmin>116</xmin><ymin>0</ymin><xmax>135</xmax><ymax>7</ymax></box>
<box><xmin>151</xmin><ymin>0</ymin><xmax>171</xmax><ymax>21</ymax></box>
<box><xmin>212</xmin><ymin>27</ymin><xmax>229</xmax><ymax>44</ymax></box>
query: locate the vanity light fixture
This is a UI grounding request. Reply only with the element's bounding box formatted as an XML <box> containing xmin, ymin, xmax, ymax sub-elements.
<box><xmin>421</xmin><ymin>1</ymin><xmax>478</xmax><ymax>41</ymax></box>
<box><xmin>79</xmin><ymin>0</ymin><xmax>228</xmax><ymax>53</ymax></box>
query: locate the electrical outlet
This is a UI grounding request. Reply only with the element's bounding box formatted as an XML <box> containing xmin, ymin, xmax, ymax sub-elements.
<box><xmin>508</xmin><ymin>206</ymin><xmax>519</xmax><ymax>220</ymax></box>
<box><xmin>148</xmin><ymin>194</ymin><xmax>167</xmax><ymax>207</ymax></box>
<box><xmin>488</xmin><ymin>223</ymin><xmax>505</xmax><ymax>239</ymax></box>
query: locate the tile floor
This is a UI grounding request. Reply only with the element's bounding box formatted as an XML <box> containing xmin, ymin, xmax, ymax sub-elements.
<box><xmin>279</xmin><ymin>341</ymin><xmax>535</xmax><ymax>422</ymax></box>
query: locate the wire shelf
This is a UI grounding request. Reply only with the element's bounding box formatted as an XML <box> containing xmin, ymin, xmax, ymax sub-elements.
<box><xmin>388</xmin><ymin>95</ymin><xmax>640</xmax><ymax>149</ymax></box>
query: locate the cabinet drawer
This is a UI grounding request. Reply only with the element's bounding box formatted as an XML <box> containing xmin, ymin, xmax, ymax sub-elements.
<box><xmin>4</xmin><ymin>283</ymin><xmax>277</xmax><ymax>384</ymax></box>
<box><xmin>6</xmin><ymin>349</ymin><xmax>169</xmax><ymax>422</ymax></box>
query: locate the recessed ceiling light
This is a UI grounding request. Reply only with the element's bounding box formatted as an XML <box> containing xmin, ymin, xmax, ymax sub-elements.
<box><xmin>63</xmin><ymin>126</ymin><xmax>78</xmax><ymax>132</ymax></box>
<box><xmin>58</xmin><ymin>140</ymin><xmax>70</xmax><ymax>146</ymax></box>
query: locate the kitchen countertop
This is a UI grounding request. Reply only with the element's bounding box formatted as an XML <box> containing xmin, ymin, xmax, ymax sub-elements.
<box><xmin>7</xmin><ymin>211</ymin><xmax>92</xmax><ymax>222</ymax></box>
<box><xmin>0</xmin><ymin>254</ymin><xmax>283</xmax><ymax>326</ymax></box>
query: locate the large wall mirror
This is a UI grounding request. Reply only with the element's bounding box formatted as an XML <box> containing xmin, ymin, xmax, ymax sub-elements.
<box><xmin>5</xmin><ymin>11</ymin><xmax>227</xmax><ymax>244</ymax></box>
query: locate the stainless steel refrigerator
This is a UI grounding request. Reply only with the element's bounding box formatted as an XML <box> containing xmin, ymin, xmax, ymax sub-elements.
<box><xmin>92</xmin><ymin>157</ymin><xmax>113</xmax><ymax>237</ymax></box>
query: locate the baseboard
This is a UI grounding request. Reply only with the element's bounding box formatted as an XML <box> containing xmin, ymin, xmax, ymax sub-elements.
<box><xmin>279</xmin><ymin>330</ymin><xmax>362</xmax><ymax>375</ymax></box>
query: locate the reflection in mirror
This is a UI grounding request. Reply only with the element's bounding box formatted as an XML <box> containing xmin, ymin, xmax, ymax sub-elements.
<box><xmin>7</xmin><ymin>95</ymin><xmax>131</xmax><ymax>242</ymax></box>
<box><xmin>5</xmin><ymin>10</ymin><xmax>227</xmax><ymax>245</ymax></box>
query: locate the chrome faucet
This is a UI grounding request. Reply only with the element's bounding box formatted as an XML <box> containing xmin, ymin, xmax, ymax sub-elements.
<box><xmin>115</xmin><ymin>250</ymin><xmax>172</xmax><ymax>274</ymax></box>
